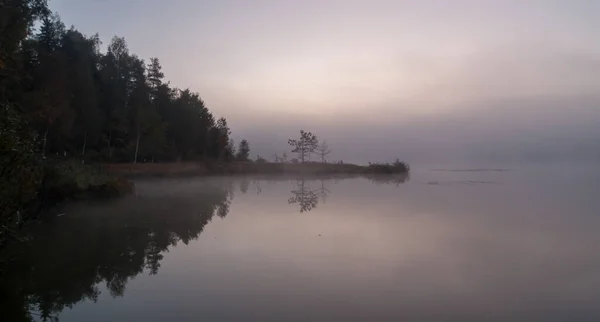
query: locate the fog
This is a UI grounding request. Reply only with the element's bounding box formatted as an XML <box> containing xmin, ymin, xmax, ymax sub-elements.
<box><xmin>50</xmin><ymin>0</ymin><xmax>600</xmax><ymax>165</ymax></box>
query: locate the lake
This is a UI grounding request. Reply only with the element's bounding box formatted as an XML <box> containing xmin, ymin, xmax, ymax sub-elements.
<box><xmin>2</xmin><ymin>165</ymin><xmax>600</xmax><ymax>321</ymax></box>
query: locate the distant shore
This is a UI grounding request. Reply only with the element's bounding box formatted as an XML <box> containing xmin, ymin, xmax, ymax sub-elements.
<box><xmin>102</xmin><ymin>161</ymin><xmax>410</xmax><ymax>178</ymax></box>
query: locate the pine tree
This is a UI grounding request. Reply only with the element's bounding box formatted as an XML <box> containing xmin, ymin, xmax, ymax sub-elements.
<box><xmin>288</xmin><ymin>130</ymin><xmax>318</xmax><ymax>163</ymax></box>
<box><xmin>99</xmin><ymin>36</ymin><xmax>132</xmax><ymax>159</ymax></box>
<box><xmin>61</xmin><ymin>29</ymin><xmax>103</xmax><ymax>159</ymax></box>
<box><xmin>147</xmin><ymin>57</ymin><xmax>164</xmax><ymax>100</ymax></box>
<box><xmin>236</xmin><ymin>139</ymin><xmax>250</xmax><ymax>161</ymax></box>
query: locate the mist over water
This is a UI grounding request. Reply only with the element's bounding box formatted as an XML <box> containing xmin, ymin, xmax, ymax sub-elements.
<box><xmin>3</xmin><ymin>1</ymin><xmax>599</xmax><ymax>320</ymax></box>
<box><xmin>4</xmin><ymin>166</ymin><xmax>600</xmax><ymax>321</ymax></box>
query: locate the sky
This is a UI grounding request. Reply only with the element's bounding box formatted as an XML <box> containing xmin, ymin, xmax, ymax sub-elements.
<box><xmin>50</xmin><ymin>0</ymin><xmax>600</xmax><ymax>165</ymax></box>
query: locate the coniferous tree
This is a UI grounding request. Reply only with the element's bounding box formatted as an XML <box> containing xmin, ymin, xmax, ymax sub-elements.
<box><xmin>236</xmin><ymin>139</ymin><xmax>250</xmax><ymax>161</ymax></box>
<box><xmin>0</xmin><ymin>0</ymin><xmax>254</xmax><ymax>199</ymax></box>
<box><xmin>61</xmin><ymin>29</ymin><xmax>103</xmax><ymax>159</ymax></box>
<box><xmin>30</xmin><ymin>13</ymin><xmax>72</xmax><ymax>156</ymax></box>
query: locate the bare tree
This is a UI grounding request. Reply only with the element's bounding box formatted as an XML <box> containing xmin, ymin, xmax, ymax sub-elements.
<box><xmin>317</xmin><ymin>140</ymin><xmax>332</xmax><ymax>163</ymax></box>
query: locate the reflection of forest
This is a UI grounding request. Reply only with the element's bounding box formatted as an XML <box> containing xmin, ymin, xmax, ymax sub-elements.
<box><xmin>0</xmin><ymin>181</ymin><xmax>234</xmax><ymax>322</ymax></box>
<box><xmin>1</xmin><ymin>175</ymin><xmax>408</xmax><ymax>321</ymax></box>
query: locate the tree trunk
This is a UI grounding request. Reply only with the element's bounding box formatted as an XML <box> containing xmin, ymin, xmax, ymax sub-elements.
<box><xmin>108</xmin><ymin>129</ymin><xmax>113</xmax><ymax>157</ymax></box>
<box><xmin>81</xmin><ymin>132</ymin><xmax>87</xmax><ymax>163</ymax></box>
<box><xmin>42</xmin><ymin>126</ymin><xmax>49</xmax><ymax>158</ymax></box>
<box><xmin>133</xmin><ymin>129</ymin><xmax>140</xmax><ymax>164</ymax></box>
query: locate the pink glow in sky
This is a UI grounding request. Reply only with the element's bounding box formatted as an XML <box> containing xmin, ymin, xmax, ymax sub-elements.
<box><xmin>50</xmin><ymin>0</ymin><xmax>600</xmax><ymax>164</ymax></box>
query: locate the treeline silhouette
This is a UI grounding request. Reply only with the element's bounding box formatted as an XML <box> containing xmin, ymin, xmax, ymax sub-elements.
<box><xmin>4</xmin><ymin>11</ymin><xmax>240</xmax><ymax>163</ymax></box>
<box><xmin>1</xmin><ymin>1</ymin><xmax>252</xmax><ymax>246</ymax></box>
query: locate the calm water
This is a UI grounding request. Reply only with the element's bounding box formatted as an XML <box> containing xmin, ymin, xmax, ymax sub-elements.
<box><xmin>2</xmin><ymin>166</ymin><xmax>600</xmax><ymax>321</ymax></box>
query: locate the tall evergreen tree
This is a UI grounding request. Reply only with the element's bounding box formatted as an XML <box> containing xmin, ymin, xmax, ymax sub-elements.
<box><xmin>215</xmin><ymin>117</ymin><xmax>232</xmax><ymax>161</ymax></box>
<box><xmin>99</xmin><ymin>36</ymin><xmax>132</xmax><ymax>159</ymax></box>
<box><xmin>30</xmin><ymin>13</ymin><xmax>72</xmax><ymax>156</ymax></box>
<box><xmin>61</xmin><ymin>29</ymin><xmax>103</xmax><ymax>159</ymax></box>
<box><xmin>147</xmin><ymin>57</ymin><xmax>164</xmax><ymax>99</ymax></box>
<box><xmin>236</xmin><ymin>139</ymin><xmax>250</xmax><ymax>161</ymax></box>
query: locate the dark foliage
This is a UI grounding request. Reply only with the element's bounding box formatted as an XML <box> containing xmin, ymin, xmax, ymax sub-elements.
<box><xmin>0</xmin><ymin>103</ymin><xmax>43</xmax><ymax>247</ymax></box>
<box><xmin>3</xmin><ymin>4</ymin><xmax>246</xmax><ymax>163</ymax></box>
<box><xmin>367</xmin><ymin>159</ymin><xmax>410</xmax><ymax>174</ymax></box>
<box><xmin>236</xmin><ymin>139</ymin><xmax>250</xmax><ymax>161</ymax></box>
<box><xmin>0</xmin><ymin>2</ymin><xmax>251</xmax><ymax>245</ymax></box>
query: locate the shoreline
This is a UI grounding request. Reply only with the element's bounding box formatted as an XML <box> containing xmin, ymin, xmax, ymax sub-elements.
<box><xmin>102</xmin><ymin>161</ymin><xmax>410</xmax><ymax>178</ymax></box>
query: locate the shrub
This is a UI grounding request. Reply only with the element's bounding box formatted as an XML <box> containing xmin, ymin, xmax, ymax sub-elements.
<box><xmin>366</xmin><ymin>159</ymin><xmax>409</xmax><ymax>174</ymax></box>
<box><xmin>0</xmin><ymin>104</ymin><xmax>43</xmax><ymax>247</ymax></box>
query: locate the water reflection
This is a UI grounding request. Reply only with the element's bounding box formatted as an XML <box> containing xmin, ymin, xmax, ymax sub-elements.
<box><xmin>286</xmin><ymin>175</ymin><xmax>407</xmax><ymax>213</ymax></box>
<box><xmin>1</xmin><ymin>179</ymin><xmax>234</xmax><ymax>322</ymax></box>
<box><xmin>1</xmin><ymin>175</ymin><xmax>409</xmax><ymax>321</ymax></box>
<box><xmin>366</xmin><ymin>173</ymin><xmax>410</xmax><ymax>186</ymax></box>
<box><xmin>287</xmin><ymin>180</ymin><xmax>321</xmax><ymax>213</ymax></box>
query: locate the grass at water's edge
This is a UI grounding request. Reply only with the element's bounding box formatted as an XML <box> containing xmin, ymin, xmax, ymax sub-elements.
<box><xmin>42</xmin><ymin>160</ymin><xmax>134</xmax><ymax>200</ymax></box>
<box><xmin>1</xmin><ymin>159</ymin><xmax>407</xmax><ymax>249</ymax></box>
<box><xmin>102</xmin><ymin>160</ymin><xmax>410</xmax><ymax>178</ymax></box>
<box><xmin>0</xmin><ymin>160</ymin><xmax>134</xmax><ymax>249</ymax></box>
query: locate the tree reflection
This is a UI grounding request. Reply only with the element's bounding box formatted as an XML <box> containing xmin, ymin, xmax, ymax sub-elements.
<box><xmin>318</xmin><ymin>180</ymin><xmax>331</xmax><ymax>203</ymax></box>
<box><xmin>367</xmin><ymin>173</ymin><xmax>410</xmax><ymax>186</ymax></box>
<box><xmin>287</xmin><ymin>179</ymin><xmax>322</xmax><ymax>213</ymax></box>
<box><xmin>287</xmin><ymin>175</ymin><xmax>408</xmax><ymax>213</ymax></box>
<box><xmin>239</xmin><ymin>178</ymin><xmax>250</xmax><ymax>194</ymax></box>
<box><xmin>0</xmin><ymin>175</ymin><xmax>409</xmax><ymax>320</ymax></box>
<box><xmin>0</xmin><ymin>180</ymin><xmax>234</xmax><ymax>322</ymax></box>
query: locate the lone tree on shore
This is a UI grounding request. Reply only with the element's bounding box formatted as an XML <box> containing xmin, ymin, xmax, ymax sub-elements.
<box><xmin>317</xmin><ymin>141</ymin><xmax>332</xmax><ymax>163</ymax></box>
<box><xmin>288</xmin><ymin>130</ymin><xmax>318</xmax><ymax>163</ymax></box>
<box><xmin>236</xmin><ymin>139</ymin><xmax>250</xmax><ymax>161</ymax></box>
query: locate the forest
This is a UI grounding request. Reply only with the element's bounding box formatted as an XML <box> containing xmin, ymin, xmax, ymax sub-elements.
<box><xmin>1</xmin><ymin>0</ymin><xmax>252</xmax><ymax>246</ymax></box>
<box><xmin>2</xmin><ymin>12</ymin><xmax>240</xmax><ymax>163</ymax></box>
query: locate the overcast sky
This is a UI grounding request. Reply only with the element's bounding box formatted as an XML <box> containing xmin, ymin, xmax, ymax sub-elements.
<box><xmin>50</xmin><ymin>0</ymin><xmax>600</xmax><ymax>165</ymax></box>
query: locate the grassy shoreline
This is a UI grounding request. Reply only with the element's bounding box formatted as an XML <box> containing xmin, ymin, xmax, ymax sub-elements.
<box><xmin>42</xmin><ymin>160</ymin><xmax>135</xmax><ymax>200</ymax></box>
<box><xmin>1</xmin><ymin>159</ymin><xmax>408</xmax><ymax>249</ymax></box>
<box><xmin>0</xmin><ymin>160</ymin><xmax>135</xmax><ymax>249</ymax></box>
<box><xmin>102</xmin><ymin>160</ymin><xmax>410</xmax><ymax>178</ymax></box>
